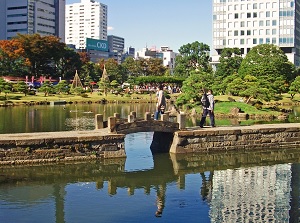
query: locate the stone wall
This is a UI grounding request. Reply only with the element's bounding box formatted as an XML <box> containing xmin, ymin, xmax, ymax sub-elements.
<box><xmin>170</xmin><ymin>124</ymin><xmax>300</xmax><ymax>154</ymax></box>
<box><xmin>0</xmin><ymin>132</ymin><xmax>126</xmax><ymax>165</ymax></box>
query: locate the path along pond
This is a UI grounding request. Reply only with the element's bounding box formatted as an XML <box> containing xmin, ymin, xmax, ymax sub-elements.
<box><xmin>0</xmin><ymin>103</ymin><xmax>300</xmax><ymax>223</ymax></box>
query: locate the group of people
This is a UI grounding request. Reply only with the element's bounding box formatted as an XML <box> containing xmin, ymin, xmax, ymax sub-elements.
<box><xmin>154</xmin><ymin>85</ymin><xmax>215</xmax><ymax>128</ymax></box>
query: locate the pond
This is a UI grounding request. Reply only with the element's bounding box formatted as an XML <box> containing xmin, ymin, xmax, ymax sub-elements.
<box><xmin>0</xmin><ymin>103</ymin><xmax>298</xmax><ymax>134</ymax></box>
<box><xmin>0</xmin><ymin>103</ymin><xmax>300</xmax><ymax>222</ymax></box>
<box><xmin>1</xmin><ymin>131</ymin><xmax>300</xmax><ymax>223</ymax></box>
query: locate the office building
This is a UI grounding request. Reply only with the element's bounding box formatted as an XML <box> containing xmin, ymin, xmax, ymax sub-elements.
<box><xmin>65</xmin><ymin>0</ymin><xmax>107</xmax><ymax>50</ymax></box>
<box><xmin>108</xmin><ymin>35</ymin><xmax>125</xmax><ymax>64</ymax></box>
<box><xmin>0</xmin><ymin>0</ymin><xmax>65</xmax><ymax>40</ymax></box>
<box><xmin>212</xmin><ymin>0</ymin><xmax>300</xmax><ymax>66</ymax></box>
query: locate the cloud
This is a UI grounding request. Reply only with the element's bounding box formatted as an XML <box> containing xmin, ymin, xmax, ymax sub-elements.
<box><xmin>107</xmin><ymin>26</ymin><xmax>114</xmax><ymax>31</ymax></box>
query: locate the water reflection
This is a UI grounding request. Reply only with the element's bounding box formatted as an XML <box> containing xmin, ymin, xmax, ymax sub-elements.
<box><xmin>0</xmin><ymin>103</ymin><xmax>299</xmax><ymax>133</ymax></box>
<box><xmin>1</xmin><ymin>146</ymin><xmax>300</xmax><ymax>222</ymax></box>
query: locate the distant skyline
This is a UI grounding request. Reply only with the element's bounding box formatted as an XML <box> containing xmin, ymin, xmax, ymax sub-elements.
<box><xmin>66</xmin><ymin>0</ymin><xmax>213</xmax><ymax>53</ymax></box>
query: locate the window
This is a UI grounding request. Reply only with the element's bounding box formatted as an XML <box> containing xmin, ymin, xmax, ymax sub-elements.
<box><xmin>272</xmin><ymin>20</ymin><xmax>277</xmax><ymax>26</ymax></box>
<box><xmin>259</xmin><ymin>21</ymin><xmax>264</xmax><ymax>26</ymax></box>
<box><xmin>240</xmin><ymin>39</ymin><xmax>245</xmax><ymax>44</ymax></box>
<box><xmin>266</xmin><ymin>38</ymin><xmax>270</xmax><ymax>43</ymax></box>
<box><xmin>266</xmin><ymin>11</ymin><xmax>270</xmax><ymax>17</ymax></box>
<box><xmin>241</xmin><ymin>21</ymin><xmax>245</xmax><ymax>27</ymax></box>
<box><xmin>259</xmin><ymin>38</ymin><xmax>264</xmax><ymax>44</ymax></box>
<box><xmin>266</xmin><ymin>20</ymin><xmax>270</xmax><ymax>26</ymax></box>
<box><xmin>272</xmin><ymin>38</ymin><xmax>276</xmax><ymax>44</ymax></box>
<box><xmin>253</xmin><ymin>12</ymin><xmax>257</xmax><ymax>18</ymax></box>
<box><xmin>241</xmin><ymin>30</ymin><xmax>245</xmax><ymax>35</ymax></box>
<box><xmin>247</xmin><ymin>12</ymin><xmax>251</xmax><ymax>18</ymax></box>
<box><xmin>272</xmin><ymin>29</ymin><xmax>276</xmax><ymax>35</ymax></box>
<box><xmin>253</xmin><ymin>3</ymin><xmax>257</xmax><ymax>9</ymax></box>
<box><xmin>247</xmin><ymin>30</ymin><xmax>251</xmax><ymax>35</ymax></box>
<box><xmin>266</xmin><ymin>29</ymin><xmax>270</xmax><ymax>35</ymax></box>
<box><xmin>253</xmin><ymin>38</ymin><xmax>257</xmax><ymax>44</ymax></box>
<box><xmin>234</xmin><ymin>13</ymin><xmax>239</xmax><ymax>19</ymax></box>
<box><xmin>234</xmin><ymin>30</ymin><xmax>238</xmax><ymax>36</ymax></box>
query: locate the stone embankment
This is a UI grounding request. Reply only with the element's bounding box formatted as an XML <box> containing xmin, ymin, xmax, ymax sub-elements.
<box><xmin>170</xmin><ymin>123</ymin><xmax>300</xmax><ymax>154</ymax></box>
<box><xmin>0</xmin><ymin>129</ymin><xmax>125</xmax><ymax>165</ymax></box>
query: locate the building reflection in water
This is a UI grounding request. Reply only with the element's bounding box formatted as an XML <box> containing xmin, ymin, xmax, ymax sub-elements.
<box><xmin>1</xmin><ymin>148</ymin><xmax>300</xmax><ymax>222</ymax></box>
<box><xmin>209</xmin><ymin>165</ymin><xmax>291</xmax><ymax>222</ymax></box>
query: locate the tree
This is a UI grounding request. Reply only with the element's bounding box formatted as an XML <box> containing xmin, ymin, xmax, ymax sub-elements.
<box><xmin>55</xmin><ymin>80</ymin><xmax>70</xmax><ymax>94</ymax></box>
<box><xmin>16</xmin><ymin>34</ymin><xmax>66</xmax><ymax>77</ymax></box>
<box><xmin>121</xmin><ymin>57</ymin><xmax>139</xmax><ymax>78</ymax></box>
<box><xmin>0</xmin><ymin>78</ymin><xmax>12</xmax><ymax>99</ymax></box>
<box><xmin>174</xmin><ymin>41</ymin><xmax>211</xmax><ymax>77</ymax></box>
<box><xmin>238</xmin><ymin>44</ymin><xmax>295</xmax><ymax>94</ymax></box>
<box><xmin>13</xmin><ymin>81</ymin><xmax>29</xmax><ymax>96</ymax></box>
<box><xmin>0</xmin><ymin>39</ymin><xmax>29</xmax><ymax>76</ymax></box>
<box><xmin>214</xmin><ymin>48</ymin><xmax>243</xmax><ymax>94</ymax></box>
<box><xmin>289</xmin><ymin>76</ymin><xmax>300</xmax><ymax>99</ymax></box>
<box><xmin>56</xmin><ymin>47</ymin><xmax>82</xmax><ymax>80</ymax></box>
<box><xmin>175</xmin><ymin>71</ymin><xmax>214</xmax><ymax>108</ymax></box>
<box><xmin>38</xmin><ymin>81</ymin><xmax>53</xmax><ymax>96</ymax></box>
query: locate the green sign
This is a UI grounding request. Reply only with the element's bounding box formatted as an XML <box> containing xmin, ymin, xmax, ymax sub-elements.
<box><xmin>86</xmin><ymin>38</ymin><xmax>108</xmax><ymax>51</ymax></box>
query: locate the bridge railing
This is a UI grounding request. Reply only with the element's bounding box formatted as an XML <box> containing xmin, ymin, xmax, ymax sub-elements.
<box><xmin>95</xmin><ymin>111</ymin><xmax>186</xmax><ymax>133</ymax></box>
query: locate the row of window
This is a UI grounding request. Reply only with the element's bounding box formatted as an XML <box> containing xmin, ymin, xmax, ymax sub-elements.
<box><xmin>217</xmin><ymin>37</ymin><xmax>294</xmax><ymax>46</ymax></box>
<box><xmin>229</xmin><ymin>29</ymin><xmax>278</xmax><ymax>36</ymax></box>
<box><xmin>7</xmin><ymin>14</ymin><xmax>27</xmax><ymax>18</ymax></box>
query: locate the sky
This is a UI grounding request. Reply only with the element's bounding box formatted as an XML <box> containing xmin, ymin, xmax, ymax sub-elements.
<box><xmin>66</xmin><ymin>0</ymin><xmax>213</xmax><ymax>53</ymax></box>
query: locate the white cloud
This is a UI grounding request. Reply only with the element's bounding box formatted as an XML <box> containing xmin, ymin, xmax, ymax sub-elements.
<box><xmin>107</xmin><ymin>26</ymin><xmax>114</xmax><ymax>31</ymax></box>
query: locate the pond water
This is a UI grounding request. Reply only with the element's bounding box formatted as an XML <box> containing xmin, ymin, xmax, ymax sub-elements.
<box><xmin>0</xmin><ymin>103</ymin><xmax>299</xmax><ymax>134</ymax></box>
<box><xmin>0</xmin><ymin>103</ymin><xmax>300</xmax><ymax>222</ymax></box>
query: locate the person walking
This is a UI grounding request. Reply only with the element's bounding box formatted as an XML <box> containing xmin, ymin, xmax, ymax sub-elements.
<box><xmin>199</xmin><ymin>89</ymin><xmax>215</xmax><ymax>128</ymax></box>
<box><xmin>154</xmin><ymin>84</ymin><xmax>166</xmax><ymax>120</ymax></box>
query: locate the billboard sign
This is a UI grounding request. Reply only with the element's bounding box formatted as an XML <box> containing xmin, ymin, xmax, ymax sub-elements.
<box><xmin>86</xmin><ymin>38</ymin><xmax>108</xmax><ymax>52</ymax></box>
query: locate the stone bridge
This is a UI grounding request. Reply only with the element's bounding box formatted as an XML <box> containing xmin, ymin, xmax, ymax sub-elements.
<box><xmin>95</xmin><ymin>111</ymin><xmax>186</xmax><ymax>134</ymax></box>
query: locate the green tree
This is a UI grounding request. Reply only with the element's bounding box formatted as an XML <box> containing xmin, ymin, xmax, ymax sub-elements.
<box><xmin>55</xmin><ymin>80</ymin><xmax>70</xmax><ymax>94</ymax></box>
<box><xmin>289</xmin><ymin>76</ymin><xmax>300</xmax><ymax>99</ymax></box>
<box><xmin>56</xmin><ymin>47</ymin><xmax>82</xmax><ymax>80</ymax></box>
<box><xmin>0</xmin><ymin>78</ymin><xmax>12</xmax><ymax>99</ymax></box>
<box><xmin>38</xmin><ymin>81</ymin><xmax>53</xmax><ymax>96</ymax></box>
<box><xmin>238</xmin><ymin>44</ymin><xmax>295</xmax><ymax>94</ymax></box>
<box><xmin>175</xmin><ymin>71</ymin><xmax>213</xmax><ymax>108</ymax></box>
<box><xmin>215</xmin><ymin>48</ymin><xmax>243</xmax><ymax>94</ymax></box>
<box><xmin>174</xmin><ymin>41</ymin><xmax>211</xmax><ymax>77</ymax></box>
<box><xmin>13</xmin><ymin>81</ymin><xmax>29</xmax><ymax>96</ymax></box>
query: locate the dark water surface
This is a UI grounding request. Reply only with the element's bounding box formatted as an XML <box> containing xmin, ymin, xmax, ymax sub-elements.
<box><xmin>0</xmin><ymin>104</ymin><xmax>300</xmax><ymax>222</ymax></box>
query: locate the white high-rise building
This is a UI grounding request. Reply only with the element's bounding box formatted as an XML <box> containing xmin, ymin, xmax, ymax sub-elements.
<box><xmin>0</xmin><ymin>0</ymin><xmax>65</xmax><ymax>40</ymax></box>
<box><xmin>65</xmin><ymin>0</ymin><xmax>107</xmax><ymax>50</ymax></box>
<box><xmin>212</xmin><ymin>0</ymin><xmax>300</xmax><ymax>66</ymax></box>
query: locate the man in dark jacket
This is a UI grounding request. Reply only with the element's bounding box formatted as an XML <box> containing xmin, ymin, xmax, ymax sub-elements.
<box><xmin>200</xmin><ymin>89</ymin><xmax>215</xmax><ymax>128</ymax></box>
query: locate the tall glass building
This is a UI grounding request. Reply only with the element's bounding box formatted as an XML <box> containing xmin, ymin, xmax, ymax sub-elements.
<box><xmin>212</xmin><ymin>0</ymin><xmax>300</xmax><ymax>66</ymax></box>
<box><xmin>0</xmin><ymin>0</ymin><xmax>65</xmax><ymax>40</ymax></box>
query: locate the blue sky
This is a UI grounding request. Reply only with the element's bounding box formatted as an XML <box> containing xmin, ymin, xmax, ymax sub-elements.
<box><xmin>66</xmin><ymin>0</ymin><xmax>212</xmax><ymax>52</ymax></box>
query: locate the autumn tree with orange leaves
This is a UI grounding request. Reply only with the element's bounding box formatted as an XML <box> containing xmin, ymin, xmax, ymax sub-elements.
<box><xmin>0</xmin><ymin>39</ymin><xmax>30</xmax><ymax>76</ymax></box>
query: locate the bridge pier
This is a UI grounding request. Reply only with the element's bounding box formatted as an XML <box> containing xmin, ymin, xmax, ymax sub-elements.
<box><xmin>150</xmin><ymin>132</ymin><xmax>174</xmax><ymax>154</ymax></box>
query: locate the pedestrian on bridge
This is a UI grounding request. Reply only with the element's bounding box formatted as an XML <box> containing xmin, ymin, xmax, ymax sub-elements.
<box><xmin>199</xmin><ymin>89</ymin><xmax>215</xmax><ymax>128</ymax></box>
<box><xmin>154</xmin><ymin>84</ymin><xmax>166</xmax><ymax>120</ymax></box>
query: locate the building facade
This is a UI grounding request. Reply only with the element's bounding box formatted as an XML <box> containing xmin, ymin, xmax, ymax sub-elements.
<box><xmin>108</xmin><ymin>35</ymin><xmax>125</xmax><ymax>64</ymax></box>
<box><xmin>212</xmin><ymin>0</ymin><xmax>300</xmax><ymax>66</ymax></box>
<box><xmin>65</xmin><ymin>0</ymin><xmax>107</xmax><ymax>50</ymax></box>
<box><xmin>135</xmin><ymin>46</ymin><xmax>177</xmax><ymax>74</ymax></box>
<box><xmin>0</xmin><ymin>0</ymin><xmax>65</xmax><ymax>40</ymax></box>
